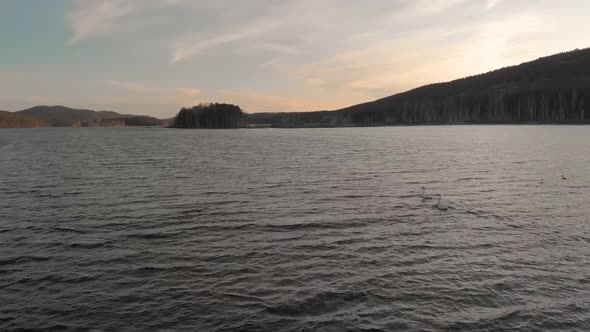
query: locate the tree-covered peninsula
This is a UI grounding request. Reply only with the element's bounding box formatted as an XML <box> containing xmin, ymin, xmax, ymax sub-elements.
<box><xmin>173</xmin><ymin>103</ymin><xmax>244</xmax><ymax>129</ymax></box>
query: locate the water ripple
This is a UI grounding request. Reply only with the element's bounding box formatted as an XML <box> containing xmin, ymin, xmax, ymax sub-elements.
<box><xmin>1</xmin><ymin>126</ymin><xmax>590</xmax><ymax>331</ymax></box>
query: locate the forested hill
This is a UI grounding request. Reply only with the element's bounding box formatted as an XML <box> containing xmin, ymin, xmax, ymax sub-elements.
<box><xmin>16</xmin><ymin>106</ymin><xmax>113</xmax><ymax>127</ymax></box>
<box><xmin>246</xmin><ymin>48</ymin><xmax>590</xmax><ymax>126</ymax></box>
<box><xmin>2</xmin><ymin>106</ymin><xmax>166</xmax><ymax>127</ymax></box>
<box><xmin>0</xmin><ymin>111</ymin><xmax>46</xmax><ymax>128</ymax></box>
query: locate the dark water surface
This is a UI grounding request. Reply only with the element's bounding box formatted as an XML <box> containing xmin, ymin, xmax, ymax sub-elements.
<box><xmin>1</xmin><ymin>126</ymin><xmax>590</xmax><ymax>331</ymax></box>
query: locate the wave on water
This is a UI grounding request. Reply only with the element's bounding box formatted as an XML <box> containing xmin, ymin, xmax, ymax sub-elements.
<box><xmin>2</xmin><ymin>126</ymin><xmax>590</xmax><ymax>331</ymax></box>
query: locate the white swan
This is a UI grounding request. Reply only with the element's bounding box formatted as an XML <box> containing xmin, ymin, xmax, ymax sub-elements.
<box><xmin>420</xmin><ymin>186</ymin><xmax>433</xmax><ymax>200</ymax></box>
<box><xmin>434</xmin><ymin>194</ymin><xmax>448</xmax><ymax>211</ymax></box>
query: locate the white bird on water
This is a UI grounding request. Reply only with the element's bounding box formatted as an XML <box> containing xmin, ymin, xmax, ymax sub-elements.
<box><xmin>420</xmin><ymin>186</ymin><xmax>433</xmax><ymax>200</ymax></box>
<box><xmin>562</xmin><ymin>175</ymin><xmax>567</xmax><ymax>180</ymax></box>
<box><xmin>434</xmin><ymin>194</ymin><xmax>449</xmax><ymax>211</ymax></box>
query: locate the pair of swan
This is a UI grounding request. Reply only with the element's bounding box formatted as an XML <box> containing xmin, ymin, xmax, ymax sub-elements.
<box><xmin>420</xmin><ymin>186</ymin><xmax>433</xmax><ymax>200</ymax></box>
<box><xmin>421</xmin><ymin>186</ymin><xmax>449</xmax><ymax>211</ymax></box>
<box><xmin>539</xmin><ymin>175</ymin><xmax>567</xmax><ymax>184</ymax></box>
<box><xmin>424</xmin><ymin>175</ymin><xmax>568</xmax><ymax>211</ymax></box>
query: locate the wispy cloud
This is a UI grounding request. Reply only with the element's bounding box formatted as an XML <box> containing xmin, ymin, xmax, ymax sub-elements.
<box><xmin>65</xmin><ymin>0</ymin><xmax>180</xmax><ymax>44</ymax></box>
<box><xmin>279</xmin><ymin>10</ymin><xmax>552</xmax><ymax>101</ymax></box>
<box><xmin>67</xmin><ymin>1</ymin><xmax>449</xmax><ymax>63</ymax></box>
<box><xmin>171</xmin><ymin>18</ymin><xmax>283</xmax><ymax>63</ymax></box>
<box><xmin>486</xmin><ymin>0</ymin><xmax>503</xmax><ymax>9</ymax></box>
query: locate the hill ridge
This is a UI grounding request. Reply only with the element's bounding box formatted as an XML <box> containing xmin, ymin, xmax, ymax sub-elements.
<box><xmin>246</xmin><ymin>47</ymin><xmax>590</xmax><ymax>126</ymax></box>
<box><xmin>1</xmin><ymin>106</ymin><xmax>166</xmax><ymax>128</ymax></box>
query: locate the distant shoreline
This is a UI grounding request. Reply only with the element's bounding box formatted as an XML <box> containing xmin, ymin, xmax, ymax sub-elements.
<box><xmin>241</xmin><ymin>120</ymin><xmax>590</xmax><ymax>129</ymax></box>
<box><xmin>160</xmin><ymin>122</ymin><xmax>590</xmax><ymax>130</ymax></box>
<box><xmin>4</xmin><ymin>122</ymin><xmax>589</xmax><ymax>130</ymax></box>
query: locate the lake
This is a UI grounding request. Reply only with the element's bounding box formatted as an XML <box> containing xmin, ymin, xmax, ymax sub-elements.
<box><xmin>1</xmin><ymin>126</ymin><xmax>590</xmax><ymax>331</ymax></box>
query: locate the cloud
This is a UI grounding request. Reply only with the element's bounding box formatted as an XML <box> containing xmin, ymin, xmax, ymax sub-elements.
<box><xmin>278</xmin><ymin>10</ymin><xmax>552</xmax><ymax>101</ymax></box>
<box><xmin>171</xmin><ymin>17</ymin><xmax>285</xmax><ymax>63</ymax></box>
<box><xmin>65</xmin><ymin>0</ymin><xmax>172</xmax><ymax>44</ymax></box>
<box><xmin>486</xmin><ymin>0</ymin><xmax>502</xmax><ymax>9</ymax></box>
<box><xmin>168</xmin><ymin>1</ymin><xmax>380</xmax><ymax>63</ymax></box>
<box><xmin>167</xmin><ymin>0</ymin><xmax>491</xmax><ymax>65</ymax></box>
<box><xmin>67</xmin><ymin>1</ymin><xmax>452</xmax><ymax>62</ymax></box>
<box><xmin>282</xmin><ymin>42</ymin><xmax>456</xmax><ymax>98</ymax></box>
<box><xmin>235</xmin><ymin>42</ymin><xmax>302</xmax><ymax>56</ymax></box>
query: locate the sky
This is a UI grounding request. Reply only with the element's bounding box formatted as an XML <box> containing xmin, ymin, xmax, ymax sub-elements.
<box><xmin>1</xmin><ymin>0</ymin><xmax>590</xmax><ymax>118</ymax></box>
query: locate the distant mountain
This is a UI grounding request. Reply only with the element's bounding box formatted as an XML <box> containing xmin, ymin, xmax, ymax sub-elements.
<box><xmin>0</xmin><ymin>110</ymin><xmax>46</xmax><ymax>128</ymax></box>
<box><xmin>1</xmin><ymin>106</ymin><xmax>166</xmax><ymax>128</ymax></box>
<box><xmin>246</xmin><ymin>47</ymin><xmax>590</xmax><ymax>126</ymax></box>
<box><xmin>15</xmin><ymin>106</ymin><xmax>123</xmax><ymax>127</ymax></box>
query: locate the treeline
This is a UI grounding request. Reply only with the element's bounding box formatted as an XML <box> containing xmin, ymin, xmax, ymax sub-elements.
<box><xmin>174</xmin><ymin>103</ymin><xmax>243</xmax><ymax>128</ymax></box>
<box><xmin>118</xmin><ymin>116</ymin><xmax>166</xmax><ymax>126</ymax></box>
<box><xmin>0</xmin><ymin>111</ymin><xmax>47</xmax><ymax>128</ymax></box>
<box><xmin>246</xmin><ymin>48</ymin><xmax>590</xmax><ymax>127</ymax></box>
<box><xmin>340</xmin><ymin>88</ymin><xmax>588</xmax><ymax>125</ymax></box>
